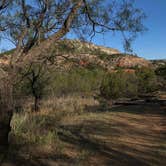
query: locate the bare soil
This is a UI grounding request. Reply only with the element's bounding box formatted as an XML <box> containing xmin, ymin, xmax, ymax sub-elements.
<box><xmin>2</xmin><ymin>105</ymin><xmax>166</xmax><ymax>166</ymax></box>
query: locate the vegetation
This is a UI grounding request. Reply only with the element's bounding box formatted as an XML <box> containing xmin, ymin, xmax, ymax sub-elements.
<box><xmin>6</xmin><ymin>96</ymin><xmax>166</xmax><ymax>166</ymax></box>
<box><xmin>155</xmin><ymin>64</ymin><xmax>166</xmax><ymax>91</ymax></box>
<box><xmin>15</xmin><ymin>63</ymin><xmax>50</xmax><ymax>111</ymax></box>
<box><xmin>155</xmin><ymin>64</ymin><xmax>166</xmax><ymax>79</ymax></box>
<box><xmin>15</xmin><ymin>67</ymin><xmax>105</xmax><ymax>112</ymax></box>
<box><xmin>100</xmin><ymin>68</ymin><xmax>158</xmax><ymax>99</ymax></box>
<box><xmin>100</xmin><ymin>70</ymin><xmax>137</xmax><ymax>99</ymax></box>
<box><xmin>0</xmin><ymin>49</ymin><xmax>15</xmax><ymax>57</ymax></box>
<box><xmin>49</xmin><ymin>68</ymin><xmax>105</xmax><ymax>96</ymax></box>
<box><xmin>136</xmin><ymin>67</ymin><xmax>158</xmax><ymax>93</ymax></box>
<box><xmin>2</xmin><ymin>1</ymin><xmax>165</xmax><ymax>166</ymax></box>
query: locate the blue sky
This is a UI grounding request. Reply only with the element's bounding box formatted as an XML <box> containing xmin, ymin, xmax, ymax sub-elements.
<box><xmin>88</xmin><ymin>0</ymin><xmax>166</xmax><ymax>60</ymax></box>
<box><xmin>0</xmin><ymin>0</ymin><xmax>166</xmax><ymax>60</ymax></box>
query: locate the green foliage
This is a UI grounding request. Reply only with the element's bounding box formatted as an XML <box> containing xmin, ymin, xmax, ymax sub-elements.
<box><xmin>0</xmin><ymin>49</ymin><xmax>15</xmax><ymax>57</ymax></box>
<box><xmin>154</xmin><ymin>64</ymin><xmax>166</xmax><ymax>90</ymax></box>
<box><xmin>136</xmin><ymin>67</ymin><xmax>158</xmax><ymax>93</ymax></box>
<box><xmin>100</xmin><ymin>68</ymin><xmax>158</xmax><ymax>99</ymax></box>
<box><xmin>49</xmin><ymin>68</ymin><xmax>105</xmax><ymax>96</ymax></box>
<box><xmin>11</xmin><ymin>112</ymin><xmax>63</xmax><ymax>147</ymax></box>
<box><xmin>17</xmin><ymin>65</ymin><xmax>159</xmax><ymax>101</ymax></box>
<box><xmin>155</xmin><ymin>64</ymin><xmax>166</xmax><ymax>79</ymax></box>
<box><xmin>16</xmin><ymin>67</ymin><xmax>105</xmax><ymax>98</ymax></box>
<box><xmin>14</xmin><ymin>64</ymin><xmax>49</xmax><ymax>111</ymax></box>
<box><xmin>100</xmin><ymin>70</ymin><xmax>138</xmax><ymax>99</ymax></box>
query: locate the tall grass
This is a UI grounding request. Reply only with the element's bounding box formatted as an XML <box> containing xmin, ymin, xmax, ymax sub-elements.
<box><xmin>10</xmin><ymin>96</ymin><xmax>98</xmax><ymax>147</ymax></box>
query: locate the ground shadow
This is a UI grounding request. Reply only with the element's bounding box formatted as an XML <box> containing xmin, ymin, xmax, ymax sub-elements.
<box><xmin>2</xmin><ymin>104</ymin><xmax>166</xmax><ymax>166</ymax></box>
<box><xmin>58</xmin><ymin>104</ymin><xmax>166</xmax><ymax>166</ymax></box>
<box><xmin>85</xmin><ymin>103</ymin><xmax>166</xmax><ymax>115</ymax></box>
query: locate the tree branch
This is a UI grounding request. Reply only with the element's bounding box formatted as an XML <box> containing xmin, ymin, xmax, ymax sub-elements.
<box><xmin>83</xmin><ymin>0</ymin><xmax>120</xmax><ymax>34</ymax></box>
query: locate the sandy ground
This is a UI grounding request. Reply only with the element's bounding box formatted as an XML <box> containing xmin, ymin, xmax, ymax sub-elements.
<box><xmin>2</xmin><ymin>104</ymin><xmax>166</xmax><ymax>166</ymax></box>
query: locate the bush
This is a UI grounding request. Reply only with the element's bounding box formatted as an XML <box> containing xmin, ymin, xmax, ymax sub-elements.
<box><xmin>155</xmin><ymin>64</ymin><xmax>166</xmax><ymax>80</ymax></box>
<box><xmin>155</xmin><ymin>64</ymin><xmax>166</xmax><ymax>90</ymax></box>
<box><xmin>49</xmin><ymin>68</ymin><xmax>105</xmax><ymax>96</ymax></box>
<box><xmin>100</xmin><ymin>70</ymin><xmax>138</xmax><ymax>99</ymax></box>
<box><xmin>100</xmin><ymin>68</ymin><xmax>158</xmax><ymax>99</ymax></box>
<box><xmin>16</xmin><ymin>67</ymin><xmax>106</xmax><ymax>98</ymax></box>
<box><xmin>136</xmin><ymin>67</ymin><xmax>158</xmax><ymax>93</ymax></box>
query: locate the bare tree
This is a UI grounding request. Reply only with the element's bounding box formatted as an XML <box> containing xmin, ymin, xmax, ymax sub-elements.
<box><xmin>0</xmin><ymin>0</ymin><xmax>146</xmax><ymax>157</ymax></box>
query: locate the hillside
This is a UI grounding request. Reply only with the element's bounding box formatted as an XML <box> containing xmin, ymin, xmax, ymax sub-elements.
<box><xmin>42</xmin><ymin>39</ymin><xmax>152</xmax><ymax>70</ymax></box>
<box><xmin>0</xmin><ymin>39</ymin><xmax>152</xmax><ymax>71</ymax></box>
<box><xmin>151</xmin><ymin>59</ymin><xmax>166</xmax><ymax>68</ymax></box>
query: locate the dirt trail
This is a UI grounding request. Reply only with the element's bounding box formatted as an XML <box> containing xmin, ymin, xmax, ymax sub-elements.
<box><xmin>2</xmin><ymin>105</ymin><xmax>166</xmax><ymax>166</ymax></box>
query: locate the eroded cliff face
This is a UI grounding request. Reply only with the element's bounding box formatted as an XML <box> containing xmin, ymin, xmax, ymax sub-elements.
<box><xmin>116</xmin><ymin>55</ymin><xmax>151</xmax><ymax>68</ymax></box>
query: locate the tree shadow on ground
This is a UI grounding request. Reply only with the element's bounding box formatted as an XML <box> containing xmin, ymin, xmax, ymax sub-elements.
<box><xmin>85</xmin><ymin>103</ymin><xmax>166</xmax><ymax>115</ymax></box>
<box><xmin>4</xmin><ymin>153</ymin><xmax>75</xmax><ymax>166</ymax></box>
<box><xmin>3</xmin><ymin>138</ymin><xmax>76</xmax><ymax>166</ymax></box>
<box><xmin>57</xmin><ymin>104</ymin><xmax>166</xmax><ymax>166</ymax></box>
<box><xmin>2</xmin><ymin>117</ymin><xmax>76</xmax><ymax>166</ymax></box>
<box><xmin>2</xmin><ymin>104</ymin><xmax>166</xmax><ymax>166</ymax></box>
<box><xmin>58</xmin><ymin>123</ymin><xmax>166</xmax><ymax>165</ymax></box>
<box><xmin>58</xmin><ymin>126</ymin><xmax>150</xmax><ymax>166</ymax></box>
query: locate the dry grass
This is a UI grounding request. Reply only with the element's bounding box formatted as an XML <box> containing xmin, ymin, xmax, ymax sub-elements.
<box><xmin>2</xmin><ymin>96</ymin><xmax>166</xmax><ymax>166</ymax></box>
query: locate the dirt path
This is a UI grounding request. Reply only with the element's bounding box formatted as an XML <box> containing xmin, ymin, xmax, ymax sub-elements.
<box><xmin>2</xmin><ymin>105</ymin><xmax>166</xmax><ymax>166</ymax></box>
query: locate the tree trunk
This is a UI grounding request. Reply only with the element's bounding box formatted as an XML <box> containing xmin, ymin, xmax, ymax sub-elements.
<box><xmin>34</xmin><ymin>96</ymin><xmax>40</xmax><ymax>112</ymax></box>
<box><xmin>0</xmin><ymin>112</ymin><xmax>12</xmax><ymax>151</ymax></box>
<box><xmin>0</xmin><ymin>76</ymin><xmax>13</xmax><ymax>154</ymax></box>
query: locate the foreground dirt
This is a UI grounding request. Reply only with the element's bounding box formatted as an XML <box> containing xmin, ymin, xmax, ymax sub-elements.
<box><xmin>2</xmin><ymin>105</ymin><xmax>166</xmax><ymax>166</ymax></box>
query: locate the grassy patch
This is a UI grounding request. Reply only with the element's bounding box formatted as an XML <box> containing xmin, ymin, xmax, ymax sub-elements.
<box><xmin>6</xmin><ymin>96</ymin><xmax>166</xmax><ymax>166</ymax></box>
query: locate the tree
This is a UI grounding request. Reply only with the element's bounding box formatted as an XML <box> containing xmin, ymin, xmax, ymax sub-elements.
<box><xmin>17</xmin><ymin>62</ymin><xmax>50</xmax><ymax>112</ymax></box>
<box><xmin>0</xmin><ymin>0</ymin><xmax>13</xmax><ymax>161</ymax></box>
<box><xmin>0</xmin><ymin>0</ymin><xmax>146</xmax><ymax>156</ymax></box>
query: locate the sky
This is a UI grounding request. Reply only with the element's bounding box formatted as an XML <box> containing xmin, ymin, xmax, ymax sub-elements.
<box><xmin>87</xmin><ymin>0</ymin><xmax>166</xmax><ymax>60</ymax></box>
<box><xmin>0</xmin><ymin>0</ymin><xmax>166</xmax><ymax>60</ymax></box>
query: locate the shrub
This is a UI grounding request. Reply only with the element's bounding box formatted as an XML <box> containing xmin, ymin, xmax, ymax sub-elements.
<box><xmin>136</xmin><ymin>67</ymin><xmax>158</xmax><ymax>93</ymax></box>
<box><xmin>155</xmin><ymin>64</ymin><xmax>166</xmax><ymax>79</ymax></box>
<box><xmin>155</xmin><ymin>64</ymin><xmax>166</xmax><ymax>90</ymax></box>
<box><xmin>100</xmin><ymin>70</ymin><xmax>138</xmax><ymax>99</ymax></box>
<box><xmin>100</xmin><ymin>68</ymin><xmax>158</xmax><ymax>99</ymax></box>
<box><xmin>49</xmin><ymin>67</ymin><xmax>105</xmax><ymax>96</ymax></box>
<box><xmin>16</xmin><ymin>66</ymin><xmax>106</xmax><ymax>99</ymax></box>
